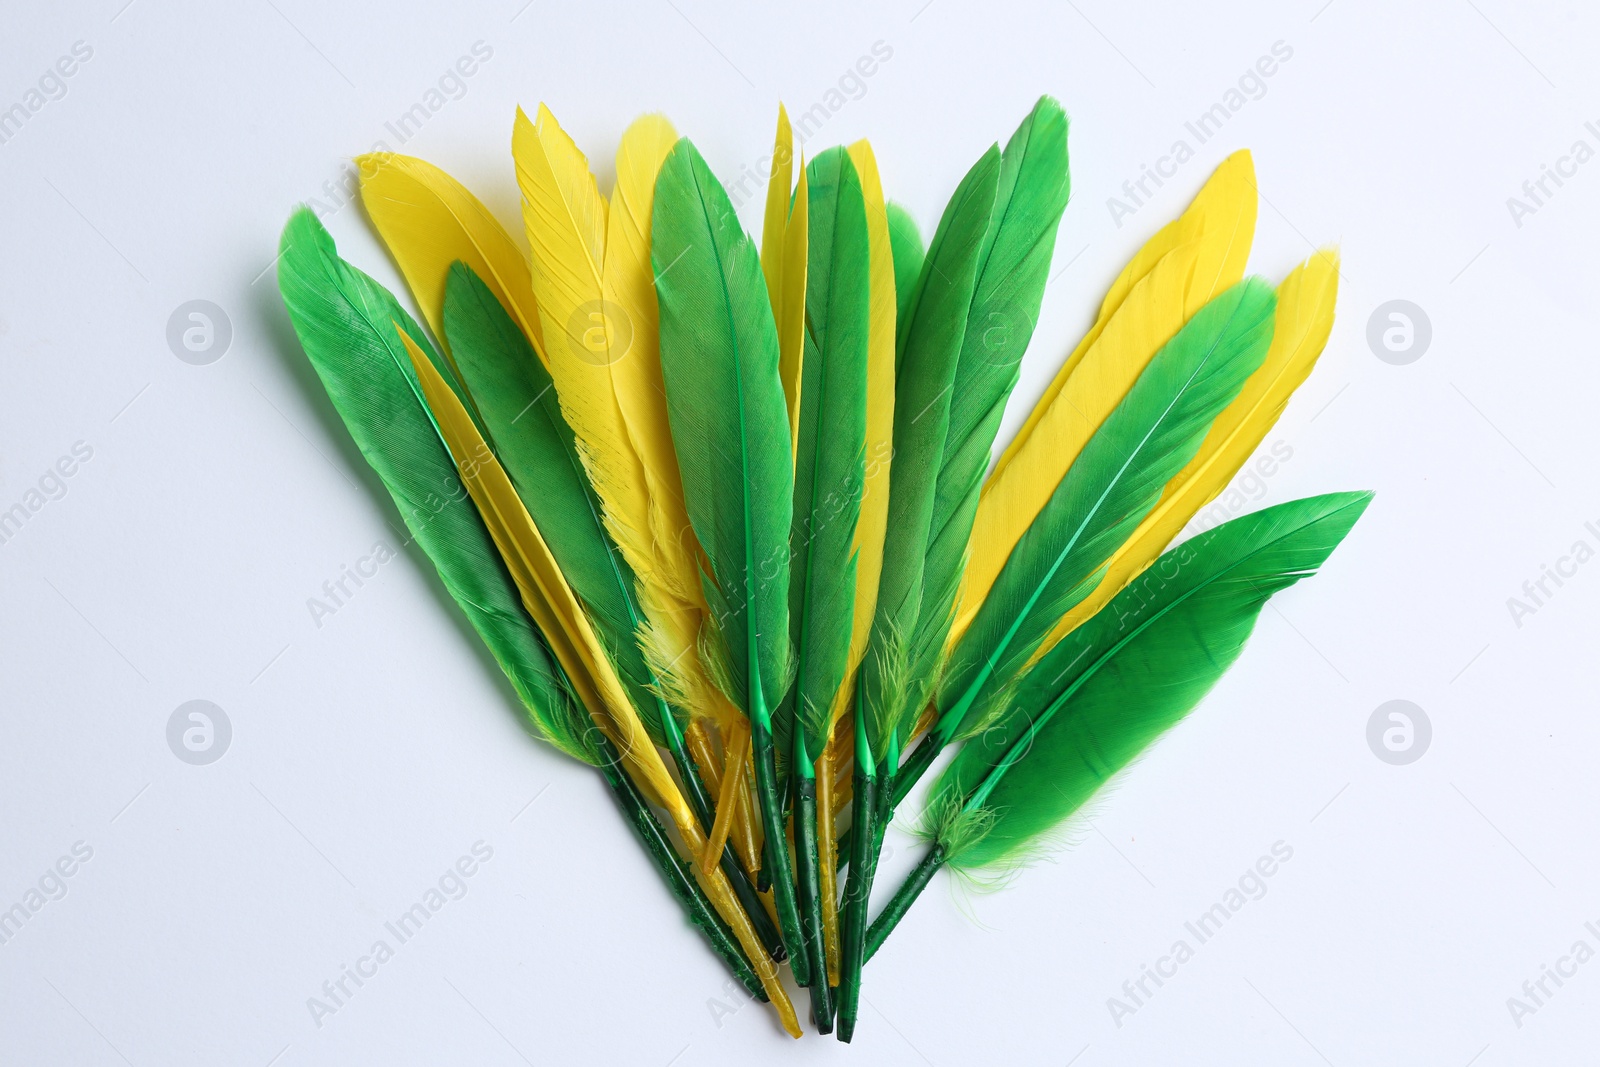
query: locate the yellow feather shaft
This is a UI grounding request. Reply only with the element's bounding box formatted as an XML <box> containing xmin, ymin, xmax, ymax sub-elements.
<box><xmin>952</xmin><ymin>151</ymin><xmax>1258</xmax><ymax>641</ymax></box>
<box><xmin>816</xmin><ymin>744</ymin><xmax>841</xmax><ymax>987</ymax></box>
<box><xmin>700</xmin><ymin>718</ymin><xmax>749</xmax><ymax>871</ymax></box>
<box><xmin>404</xmin><ymin>332</ymin><xmax>798</xmax><ymax>1035</ymax></box>
<box><xmin>1025</xmin><ymin>250</ymin><xmax>1339</xmax><ymax>665</ymax></box>
<box><xmin>356</xmin><ymin>153</ymin><xmax>546</xmax><ymax>361</ymax></box>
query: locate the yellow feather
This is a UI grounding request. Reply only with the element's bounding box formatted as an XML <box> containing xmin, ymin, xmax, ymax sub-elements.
<box><xmin>760</xmin><ymin>105</ymin><xmax>807</xmax><ymax>454</ymax></box>
<box><xmin>952</xmin><ymin>151</ymin><xmax>1258</xmax><ymax>640</ymax></box>
<box><xmin>402</xmin><ymin>330</ymin><xmax>800</xmax><ymax>1036</ymax></box>
<box><xmin>514</xmin><ymin>105</ymin><xmax>724</xmax><ymax>719</ymax></box>
<box><xmin>1024</xmin><ymin>249</ymin><xmax>1339</xmax><ymax>664</ymax></box>
<box><xmin>356</xmin><ymin>153</ymin><xmax>545</xmax><ymax>360</ymax></box>
<box><xmin>832</xmin><ymin>139</ymin><xmax>896</xmax><ymax>722</ymax></box>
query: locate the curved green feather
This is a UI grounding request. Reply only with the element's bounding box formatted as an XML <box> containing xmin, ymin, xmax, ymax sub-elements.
<box><xmin>904</xmin><ymin>96</ymin><xmax>1073</xmax><ymax>727</ymax></box>
<box><xmin>858</xmin><ymin>143</ymin><xmax>1002</xmax><ymax>760</ymax></box>
<box><xmin>937</xmin><ymin>277</ymin><xmax>1278</xmax><ymax>742</ymax></box>
<box><xmin>440</xmin><ymin>262</ymin><xmax>679</xmax><ymax>744</ymax></box>
<box><xmin>930</xmin><ymin>491</ymin><xmax>1374</xmax><ymax>870</ymax></box>
<box><xmin>652</xmin><ymin>137</ymin><xmax>795</xmax><ymax>726</ymax></box>
<box><xmin>775</xmin><ymin>147</ymin><xmax>871</xmax><ymax>769</ymax></box>
<box><xmin>275</xmin><ymin>208</ymin><xmax>597</xmax><ymax>765</ymax></box>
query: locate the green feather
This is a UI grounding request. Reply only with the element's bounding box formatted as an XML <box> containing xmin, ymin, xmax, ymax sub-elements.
<box><xmin>275</xmin><ymin>208</ymin><xmax>597</xmax><ymax>765</ymax></box>
<box><xmin>937</xmin><ymin>277</ymin><xmax>1278</xmax><ymax>742</ymax></box>
<box><xmin>903</xmin><ymin>96</ymin><xmax>1072</xmax><ymax>726</ymax></box>
<box><xmin>652</xmin><ymin>136</ymin><xmax>795</xmax><ymax>727</ymax></box>
<box><xmin>885</xmin><ymin>201</ymin><xmax>924</xmax><ymax>330</ymax></box>
<box><xmin>776</xmin><ymin>147</ymin><xmax>871</xmax><ymax>769</ymax></box>
<box><xmin>931</xmin><ymin>491</ymin><xmax>1374</xmax><ymax>870</ymax></box>
<box><xmin>859</xmin><ymin>143</ymin><xmax>1001</xmax><ymax>761</ymax></box>
<box><xmin>440</xmin><ymin>262</ymin><xmax>677</xmax><ymax>743</ymax></box>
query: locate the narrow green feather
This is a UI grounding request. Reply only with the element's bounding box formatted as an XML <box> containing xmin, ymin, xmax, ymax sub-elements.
<box><xmin>903</xmin><ymin>96</ymin><xmax>1072</xmax><ymax>722</ymax></box>
<box><xmin>652</xmin><ymin>137</ymin><xmax>795</xmax><ymax>726</ymax></box>
<box><xmin>859</xmin><ymin>144</ymin><xmax>1002</xmax><ymax>760</ymax></box>
<box><xmin>440</xmin><ymin>262</ymin><xmax>678</xmax><ymax>743</ymax></box>
<box><xmin>275</xmin><ymin>208</ymin><xmax>597</xmax><ymax>765</ymax></box>
<box><xmin>937</xmin><ymin>277</ymin><xmax>1278</xmax><ymax>742</ymax></box>
<box><xmin>776</xmin><ymin>147</ymin><xmax>871</xmax><ymax>768</ymax></box>
<box><xmin>885</xmin><ymin>201</ymin><xmax>924</xmax><ymax>329</ymax></box>
<box><xmin>931</xmin><ymin>491</ymin><xmax>1374</xmax><ymax>870</ymax></box>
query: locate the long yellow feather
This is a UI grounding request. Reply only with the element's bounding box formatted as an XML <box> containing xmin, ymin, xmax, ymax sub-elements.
<box><xmin>952</xmin><ymin>151</ymin><xmax>1258</xmax><ymax>639</ymax></box>
<box><xmin>513</xmin><ymin>105</ymin><xmax>723</xmax><ymax>719</ymax></box>
<box><xmin>356</xmin><ymin>153</ymin><xmax>545</xmax><ymax>359</ymax></box>
<box><xmin>760</xmin><ymin>105</ymin><xmax>807</xmax><ymax>453</ymax></box>
<box><xmin>402</xmin><ymin>330</ymin><xmax>801</xmax><ymax>1036</ymax></box>
<box><xmin>1023</xmin><ymin>250</ymin><xmax>1340</xmax><ymax>662</ymax></box>
<box><xmin>834</xmin><ymin>139</ymin><xmax>896</xmax><ymax>721</ymax></box>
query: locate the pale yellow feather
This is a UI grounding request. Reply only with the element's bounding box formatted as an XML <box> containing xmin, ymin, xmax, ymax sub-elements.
<box><xmin>1022</xmin><ymin>249</ymin><xmax>1339</xmax><ymax>666</ymax></box>
<box><xmin>403</xmin><ymin>330</ymin><xmax>799</xmax><ymax>1035</ymax></box>
<box><xmin>356</xmin><ymin>153</ymin><xmax>545</xmax><ymax>360</ymax></box>
<box><xmin>952</xmin><ymin>151</ymin><xmax>1259</xmax><ymax>641</ymax></box>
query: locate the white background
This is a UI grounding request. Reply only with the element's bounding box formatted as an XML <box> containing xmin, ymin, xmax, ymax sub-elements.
<box><xmin>3</xmin><ymin>0</ymin><xmax>1598</xmax><ymax>1063</ymax></box>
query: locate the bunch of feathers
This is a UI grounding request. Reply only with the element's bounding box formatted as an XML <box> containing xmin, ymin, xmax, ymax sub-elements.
<box><xmin>276</xmin><ymin>96</ymin><xmax>1370</xmax><ymax>1040</ymax></box>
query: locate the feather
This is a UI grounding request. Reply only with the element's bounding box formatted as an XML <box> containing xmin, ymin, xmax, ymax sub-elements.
<box><xmin>957</xmin><ymin>151</ymin><xmax>1256</xmax><ymax>638</ymax></box>
<box><xmin>1030</xmin><ymin>250</ymin><xmax>1339</xmax><ymax>656</ymax></box>
<box><xmin>513</xmin><ymin>106</ymin><xmax>723</xmax><ymax>721</ymax></box>
<box><xmin>355</xmin><ymin>153</ymin><xmax>545</xmax><ymax>359</ymax></box>
<box><xmin>933</xmin><ymin>278</ymin><xmax>1278</xmax><ymax>747</ymax></box>
<box><xmin>857</xmin><ymin>142</ymin><xmax>1001</xmax><ymax>762</ymax></box>
<box><xmin>778</xmin><ymin>145</ymin><xmax>870</xmax><ymax>768</ymax></box>
<box><xmin>835</xmin><ymin>140</ymin><xmax>897</xmax><ymax>719</ymax></box>
<box><xmin>440</xmin><ymin>261</ymin><xmax>673</xmax><ymax>740</ymax></box>
<box><xmin>400</xmin><ymin>316</ymin><xmax>802</xmax><ymax>1035</ymax></box>
<box><xmin>930</xmin><ymin>491</ymin><xmax>1372</xmax><ymax>872</ymax></box>
<box><xmin>901</xmin><ymin>96</ymin><xmax>1071</xmax><ymax>727</ymax></box>
<box><xmin>275</xmin><ymin>208</ymin><xmax>592</xmax><ymax>763</ymax></box>
<box><xmin>652</xmin><ymin>135</ymin><xmax>804</xmax><ymax>978</ymax></box>
<box><xmin>760</xmin><ymin>105</ymin><xmax>808</xmax><ymax>452</ymax></box>
<box><xmin>885</xmin><ymin>202</ymin><xmax>925</xmax><ymax>329</ymax></box>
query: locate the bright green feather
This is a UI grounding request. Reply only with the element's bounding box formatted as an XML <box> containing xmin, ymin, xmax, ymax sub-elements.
<box><xmin>937</xmin><ymin>277</ymin><xmax>1278</xmax><ymax>742</ymax></box>
<box><xmin>858</xmin><ymin>144</ymin><xmax>1001</xmax><ymax>761</ymax></box>
<box><xmin>775</xmin><ymin>147</ymin><xmax>872</xmax><ymax>770</ymax></box>
<box><xmin>930</xmin><ymin>491</ymin><xmax>1373</xmax><ymax>870</ymax></box>
<box><xmin>440</xmin><ymin>262</ymin><xmax>678</xmax><ymax>743</ymax></box>
<box><xmin>885</xmin><ymin>201</ymin><xmax>924</xmax><ymax>329</ymax></box>
<box><xmin>275</xmin><ymin>208</ymin><xmax>597</xmax><ymax>765</ymax></box>
<box><xmin>652</xmin><ymin>137</ymin><xmax>795</xmax><ymax>726</ymax></box>
<box><xmin>904</xmin><ymin>96</ymin><xmax>1072</xmax><ymax>726</ymax></box>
